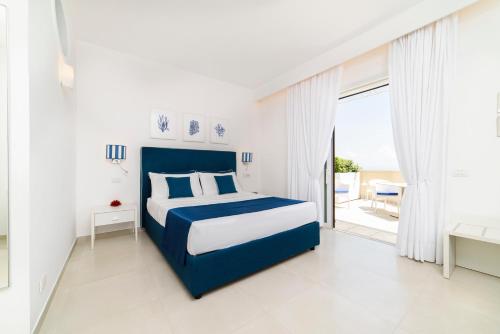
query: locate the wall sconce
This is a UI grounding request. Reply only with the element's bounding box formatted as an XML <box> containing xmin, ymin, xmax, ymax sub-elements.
<box><xmin>59</xmin><ymin>60</ymin><xmax>74</xmax><ymax>88</ymax></box>
<box><xmin>106</xmin><ymin>144</ymin><xmax>128</xmax><ymax>174</ymax></box>
<box><xmin>241</xmin><ymin>152</ymin><xmax>253</xmax><ymax>176</ymax></box>
<box><xmin>497</xmin><ymin>93</ymin><xmax>500</xmax><ymax>137</ymax></box>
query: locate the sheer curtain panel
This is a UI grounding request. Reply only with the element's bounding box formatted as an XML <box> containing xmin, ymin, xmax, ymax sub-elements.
<box><xmin>389</xmin><ymin>15</ymin><xmax>457</xmax><ymax>263</ymax></box>
<box><xmin>287</xmin><ymin>67</ymin><xmax>342</xmax><ymax>224</ymax></box>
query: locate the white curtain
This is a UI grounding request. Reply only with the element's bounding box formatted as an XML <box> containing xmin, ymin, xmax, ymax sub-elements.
<box><xmin>287</xmin><ymin>67</ymin><xmax>342</xmax><ymax>224</ymax></box>
<box><xmin>389</xmin><ymin>15</ymin><xmax>457</xmax><ymax>263</ymax></box>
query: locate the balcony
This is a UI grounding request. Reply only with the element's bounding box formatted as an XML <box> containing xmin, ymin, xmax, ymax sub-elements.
<box><xmin>334</xmin><ymin>170</ymin><xmax>404</xmax><ymax>244</ymax></box>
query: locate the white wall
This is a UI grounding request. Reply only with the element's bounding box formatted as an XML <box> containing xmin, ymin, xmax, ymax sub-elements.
<box><xmin>256</xmin><ymin>91</ymin><xmax>287</xmax><ymax>197</ymax></box>
<box><xmin>28</xmin><ymin>0</ymin><xmax>76</xmax><ymax>329</ymax></box>
<box><xmin>74</xmin><ymin>42</ymin><xmax>260</xmax><ymax>236</ymax></box>
<box><xmin>448</xmin><ymin>0</ymin><xmax>500</xmax><ymax>222</ymax></box>
<box><xmin>340</xmin><ymin>45</ymin><xmax>388</xmax><ymax>92</ymax></box>
<box><xmin>446</xmin><ymin>0</ymin><xmax>500</xmax><ymax>274</ymax></box>
<box><xmin>0</xmin><ymin>8</ymin><xmax>7</xmax><ymax>237</ymax></box>
<box><xmin>0</xmin><ymin>0</ymin><xmax>31</xmax><ymax>333</ymax></box>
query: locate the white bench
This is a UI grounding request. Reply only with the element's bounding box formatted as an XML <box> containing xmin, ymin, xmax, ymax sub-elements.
<box><xmin>443</xmin><ymin>223</ymin><xmax>500</xmax><ymax>278</ymax></box>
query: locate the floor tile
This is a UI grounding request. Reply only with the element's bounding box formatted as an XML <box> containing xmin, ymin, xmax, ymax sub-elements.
<box><xmin>232</xmin><ymin>312</ymin><xmax>291</xmax><ymax>334</ymax></box>
<box><xmin>234</xmin><ymin>264</ymin><xmax>317</xmax><ymax>309</ymax></box>
<box><xmin>334</xmin><ymin>221</ymin><xmax>356</xmax><ymax>231</ymax></box>
<box><xmin>397</xmin><ymin>291</ymin><xmax>500</xmax><ymax>334</ymax></box>
<box><xmin>321</xmin><ymin>263</ymin><xmax>415</xmax><ymax>324</ymax></box>
<box><xmin>269</xmin><ymin>285</ymin><xmax>397</xmax><ymax>334</ymax></box>
<box><xmin>57</xmin><ymin>270</ymin><xmax>160</xmax><ymax>333</ymax></box>
<box><xmin>372</xmin><ymin>231</ymin><xmax>398</xmax><ymax>244</ymax></box>
<box><xmin>38</xmin><ymin>229</ymin><xmax>500</xmax><ymax>334</ymax></box>
<box><xmin>165</xmin><ymin>287</ymin><xmax>263</xmax><ymax>334</ymax></box>
<box><xmin>336</xmin><ymin>199</ymin><xmax>399</xmax><ymax>233</ymax></box>
<box><xmin>77</xmin><ymin>299</ymin><xmax>173</xmax><ymax>334</ymax></box>
<box><xmin>347</xmin><ymin>225</ymin><xmax>378</xmax><ymax>237</ymax></box>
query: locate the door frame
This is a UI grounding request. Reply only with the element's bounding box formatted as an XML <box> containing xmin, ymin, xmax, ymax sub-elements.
<box><xmin>328</xmin><ymin>82</ymin><xmax>390</xmax><ymax>229</ymax></box>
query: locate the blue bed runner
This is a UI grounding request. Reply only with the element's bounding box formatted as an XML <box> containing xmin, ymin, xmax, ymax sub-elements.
<box><xmin>162</xmin><ymin>197</ymin><xmax>304</xmax><ymax>266</ymax></box>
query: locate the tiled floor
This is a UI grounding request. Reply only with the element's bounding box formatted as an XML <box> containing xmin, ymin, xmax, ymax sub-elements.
<box><xmin>335</xmin><ymin>199</ymin><xmax>399</xmax><ymax>244</ymax></box>
<box><xmin>336</xmin><ymin>199</ymin><xmax>399</xmax><ymax>233</ymax></box>
<box><xmin>38</xmin><ymin>229</ymin><xmax>500</xmax><ymax>334</ymax></box>
<box><xmin>335</xmin><ymin>220</ymin><xmax>398</xmax><ymax>244</ymax></box>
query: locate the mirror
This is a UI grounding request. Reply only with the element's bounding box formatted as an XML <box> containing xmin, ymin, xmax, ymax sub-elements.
<box><xmin>0</xmin><ymin>5</ymin><xmax>8</xmax><ymax>289</ymax></box>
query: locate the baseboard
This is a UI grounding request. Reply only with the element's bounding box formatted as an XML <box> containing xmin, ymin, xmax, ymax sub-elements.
<box><xmin>32</xmin><ymin>237</ymin><xmax>77</xmax><ymax>334</ymax></box>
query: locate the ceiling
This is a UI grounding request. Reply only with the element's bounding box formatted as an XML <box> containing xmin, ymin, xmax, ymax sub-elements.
<box><xmin>64</xmin><ymin>0</ymin><xmax>423</xmax><ymax>89</ymax></box>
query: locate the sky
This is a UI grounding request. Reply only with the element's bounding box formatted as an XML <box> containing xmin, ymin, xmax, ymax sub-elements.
<box><xmin>335</xmin><ymin>86</ymin><xmax>400</xmax><ymax>171</ymax></box>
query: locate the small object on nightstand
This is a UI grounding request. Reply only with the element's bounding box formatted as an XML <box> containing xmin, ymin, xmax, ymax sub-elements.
<box><xmin>90</xmin><ymin>204</ymin><xmax>138</xmax><ymax>249</ymax></box>
<box><xmin>110</xmin><ymin>199</ymin><xmax>122</xmax><ymax>207</ymax></box>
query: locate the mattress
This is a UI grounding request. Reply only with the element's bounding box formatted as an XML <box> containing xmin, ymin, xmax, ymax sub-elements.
<box><xmin>146</xmin><ymin>192</ymin><xmax>317</xmax><ymax>256</ymax></box>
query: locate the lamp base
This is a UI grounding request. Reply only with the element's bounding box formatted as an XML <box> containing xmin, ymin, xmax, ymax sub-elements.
<box><xmin>111</xmin><ymin>159</ymin><xmax>128</xmax><ymax>174</ymax></box>
<box><xmin>242</xmin><ymin>163</ymin><xmax>251</xmax><ymax>177</ymax></box>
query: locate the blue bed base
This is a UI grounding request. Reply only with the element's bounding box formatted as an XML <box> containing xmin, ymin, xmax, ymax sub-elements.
<box><xmin>144</xmin><ymin>211</ymin><xmax>319</xmax><ymax>298</ymax></box>
<box><xmin>141</xmin><ymin>147</ymin><xmax>320</xmax><ymax>298</ymax></box>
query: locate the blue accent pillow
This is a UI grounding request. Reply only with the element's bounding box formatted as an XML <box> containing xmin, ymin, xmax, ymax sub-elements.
<box><xmin>166</xmin><ymin>177</ymin><xmax>194</xmax><ymax>199</ymax></box>
<box><xmin>214</xmin><ymin>175</ymin><xmax>237</xmax><ymax>195</ymax></box>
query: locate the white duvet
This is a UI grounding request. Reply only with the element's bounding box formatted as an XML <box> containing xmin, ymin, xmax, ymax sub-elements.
<box><xmin>146</xmin><ymin>192</ymin><xmax>317</xmax><ymax>256</ymax></box>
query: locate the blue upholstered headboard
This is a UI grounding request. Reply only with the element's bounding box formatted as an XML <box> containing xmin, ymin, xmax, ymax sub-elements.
<box><xmin>140</xmin><ymin>147</ymin><xmax>237</xmax><ymax>226</ymax></box>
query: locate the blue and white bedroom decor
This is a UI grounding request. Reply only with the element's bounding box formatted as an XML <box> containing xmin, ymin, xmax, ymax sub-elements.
<box><xmin>241</xmin><ymin>152</ymin><xmax>253</xmax><ymax>176</ymax></box>
<box><xmin>151</xmin><ymin>109</ymin><xmax>177</xmax><ymax>140</ymax></box>
<box><xmin>140</xmin><ymin>147</ymin><xmax>319</xmax><ymax>298</ymax></box>
<box><xmin>210</xmin><ymin>118</ymin><xmax>229</xmax><ymax>144</ymax></box>
<box><xmin>183</xmin><ymin>114</ymin><xmax>205</xmax><ymax>142</ymax></box>
<box><xmin>106</xmin><ymin>144</ymin><xmax>126</xmax><ymax>161</ymax></box>
<box><xmin>242</xmin><ymin>152</ymin><xmax>253</xmax><ymax>164</ymax></box>
<box><xmin>106</xmin><ymin>144</ymin><xmax>128</xmax><ymax>174</ymax></box>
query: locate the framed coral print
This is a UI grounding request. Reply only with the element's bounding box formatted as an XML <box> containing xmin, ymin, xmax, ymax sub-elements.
<box><xmin>210</xmin><ymin>118</ymin><xmax>229</xmax><ymax>144</ymax></box>
<box><xmin>151</xmin><ymin>109</ymin><xmax>177</xmax><ymax>140</ymax></box>
<box><xmin>183</xmin><ymin>114</ymin><xmax>205</xmax><ymax>142</ymax></box>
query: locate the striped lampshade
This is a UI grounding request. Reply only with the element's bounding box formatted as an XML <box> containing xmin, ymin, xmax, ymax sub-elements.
<box><xmin>241</xmin><ymin>152</ymin><xmax>253</xmax><ymax>163</ymax></box>
<box><xmin>106</xmin><ymin>145</ymin><xmax>127</xmax><ymax>160</ymax></box>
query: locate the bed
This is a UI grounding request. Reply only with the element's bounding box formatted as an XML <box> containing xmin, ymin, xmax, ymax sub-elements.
<box><xmin>140</xmin><ymin>147</ymin><xmax>320</xmax><ymax>299</ymax></box>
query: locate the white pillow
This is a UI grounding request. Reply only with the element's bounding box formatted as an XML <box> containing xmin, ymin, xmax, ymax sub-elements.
<box><xmin>149</xmin><ymin>172</ymin><xmax>202</xmax><ymax>199</ymax></box>
<box><xmin>199</xmin><ymin>172</ymin><xmax>242</xmax><ymax>196</ymax></box>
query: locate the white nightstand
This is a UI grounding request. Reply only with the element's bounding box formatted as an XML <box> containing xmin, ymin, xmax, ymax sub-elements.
<box><xmin>91</xmin><ymin>204</ymin><xmax>138</xmax><ymax>249</ymax></box>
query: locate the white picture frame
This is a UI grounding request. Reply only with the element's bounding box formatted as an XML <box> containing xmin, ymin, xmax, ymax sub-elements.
<box><xmin>183</xmin><ymin>114</ymin><xmax>205</xmax><ymax>142</ymax></box>
<box><xmin>210</xmin><ymin>118</ymin><xmax>230</xmax><ymax>144</ymax></box>
<box><xmin>151</xmin><ymin>109</ymin><xmax>177</xmax><ymax>140</ymax></box>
